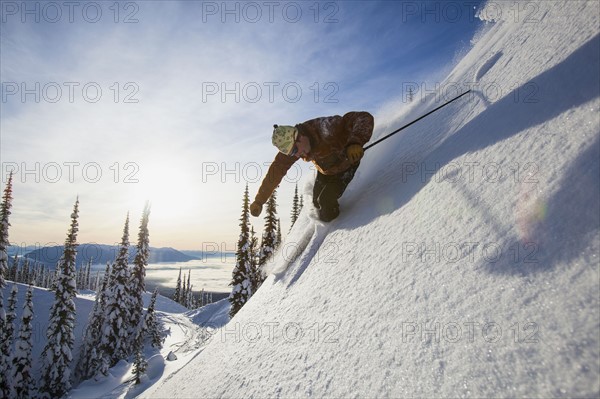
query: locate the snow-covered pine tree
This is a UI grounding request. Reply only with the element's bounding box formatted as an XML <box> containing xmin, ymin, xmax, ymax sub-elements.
<box><xmin>249</xmin><ymin>226</ymin><xmax>259</xmax><ymax>291</ymax></box>
<box><xmin>44</xmin><ymin>269</ymin><xmax>54</xmax><ymax>290</ymax></box>
<box><xmin>76</xmin><ymin>262</ymin><xmax>83</xmax><ymax>289</ymax></box>
<box><xmin>145</xmin><ymin>288</ymin><xmax>163</xmax><ymax>348</ymax></box>
<box><xmin>229</xmin><ymin>184</ymin><xmax>253</xmax><ymax>318</ymax></box>
<box><xmin>77</xmin><ymin>258</ymin><xmax>91</xmax><ymax>290</ymax></box>
<box><xmin>34</xmin><ymin>265</ymin><xmax>41</xmax><ymax>287</ymax></box>
<box><xmin>188</xmin><ymin>284</ymin><xmax>195</xmax><ymax>309</ymax></box>
<box><xmin>276</xmin><ymin>219</ymin><xmax>282</xmax><ymax>249</ymax></box>
<box><xmin>174</xmin><ymin>267</ymin><xmax>182</xmax><ymax>304</ymax></box>
<box><xmin>257</xmin><ymin>188</ymin><xmax>278</xmax><ymax>287</ymax></box>
<box><xmin>290</xmin><ymin>183</ymin><xmax>300</xmax><ymax>230</ymax></box>
<box><xmin>185</xmin><ymin>270</ymin><xmax>191</xmax><ymax>308</ymax></box>
<box><xmin>131</xmin><ymin>341</ymin><xmax>147</xmax><ymax>385</ymax></box>
<box><xmin>20</xmin><ymin>257</ymin><xmax>29</xmax><ymax>282</ymax></box>
<box><xmin>30</xmin><ymin>260</ymin><xmax>38</xmax><ymax>284</ymax></box>
<box><xmin>129</xmin><ymin>202</ymin><xmax>151</xmax><ymax>348</ymax></box>
<box><xmin>75</xmin><ymin>262</ymin><xmax>112</xmax><ymax>380</ymax></box>
<box><xmin>8</xmin><ymin>253</ymin><xmax>18</xmax><ymax>281</ymax></box>
<box><xmin>131</xmin><ymin>293</ymin><xmax>147</xmax><ymax>386</ymax></box>
<box><xmin>84</xmin><ymin>258</ymin><xmax>92</xmax><ymax>290</ymax></box>
<box><xmin>101</xmin><ymin>214</ymin><xmax>133</xmax><ymax>365</ymax></box>
<box><xmin>93</xmin><ymin>270</ymin><xmax>100</xmax><ymax>291</ymax></box>
<box><xmin>21</xmin><ymin>257</ymin><xmax>30</xmax><ymax>284</ymax></box>
<box><xmin>0</xmin><ymin>172</ymin><xmax>13</xmax><ymax>399</ymax></box>
<box><xmin>49</xmin><ymin>264</ymin><xmax>59</xmax><ymax>292</ymax></box>
<box><xmin>11</xmin><ymin>284</ymin><xmax>35</xmax><ymax>399</ymax></box>
<box><xmin>180</xmin><ymin>270</ymin><xmax>188</xmax><ymax>307</ymax></box>
<box><xmin>6</xmin><ymin>283</ymin><xmax>17</xmax><ymax>341</ymax></box>
<box><xmin>39</xmin><ymin>266</ymin><xmax>46</xmax><ymax>288</ymax></box>
<box><xmin>39</xmin><ymin>198</ymin><xmax>80</xmax><ymax>399</ymax></box>
<box><xmin>1</xmin><ymin>284</ymin><xmax>18</xmax><ymax>396</ymax></box>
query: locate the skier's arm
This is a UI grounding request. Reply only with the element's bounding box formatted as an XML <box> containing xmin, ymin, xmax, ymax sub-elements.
<box><xmin>343</xmin><ymin>111</ymin><xmax>374</xmax><ymax>146</ymax></box>
<box><xmin>254</xmin><ymin>152</ymin><xmax>297</xmax><ymax>207</ymax></box>
<box><xmin>342</xmin><ymin>112</ymin><xmax>374</xmax><ymax>163</ymax></box>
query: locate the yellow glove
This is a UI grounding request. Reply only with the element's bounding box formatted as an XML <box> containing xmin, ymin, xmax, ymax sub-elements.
<box><xmin>346</xmin><ymin>144</ymin><xmax>364</xmax><ymax>163</ymax></box>
<box><xmin>250</xmin><ymin>201</ymin><xmax>263</xmax><ymax>217</ymax></box>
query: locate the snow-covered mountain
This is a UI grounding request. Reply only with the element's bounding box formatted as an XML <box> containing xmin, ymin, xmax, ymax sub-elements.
<box><xmin>146</xmin><ymin>2</ymin><xmax>599</xmax><ymax>398</ymax></box>
<box><xmin>22</xmin><ymin>244</ymin><xmax>198</xmax><ymax>268</ymax></box>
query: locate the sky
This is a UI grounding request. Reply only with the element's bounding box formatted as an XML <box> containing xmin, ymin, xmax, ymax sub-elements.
<box><xmin>0</xmin><ymin>0</ymin><xmax>485</xmax><ymax>251</ymax></box>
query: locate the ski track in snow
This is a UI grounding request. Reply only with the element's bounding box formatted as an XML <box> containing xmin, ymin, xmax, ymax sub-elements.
<box><xmin>161</xmin><ymin>312</ymin><xmax>210</xmax><ymax>355</ymax></box>
<box><xmin>282</xmin><ymin>220</ymin><xmax>328</xmax><ymax>287</ymax></box>
<box><xmin>475</xmin><ymin>51</ymin><xmax>503</xmax><ymax>81</ymax></box>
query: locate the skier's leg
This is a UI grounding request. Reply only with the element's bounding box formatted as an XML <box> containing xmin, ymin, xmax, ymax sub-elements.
<box><xmin>337</xmin><ymin>163</ymin><xmax>360</xmax><ymax>197</ymax></box>
<box><xmin>315</xmin><ymin>163</ymin><xmax>360</xmax><ymax>222</ymax></box>
<box><xmin>316</xmin><ymin>177</ymin><xmax>340</xmax><ymax>221</ymax></box>
<box><xmin>313</xmin><ymin>171</ymin><xmax>326</xmax><ymax>209</ymax></box>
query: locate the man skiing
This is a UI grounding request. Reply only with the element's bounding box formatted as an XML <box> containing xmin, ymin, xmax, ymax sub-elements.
<box><xmin>250</xmin><ymin>111</ymin><xmax>374</xmax><ymax>222</ymax></box>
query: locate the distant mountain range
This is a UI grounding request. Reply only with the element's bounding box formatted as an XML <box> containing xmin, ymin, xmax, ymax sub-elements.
<box><xmin>22</xmin><ymin>244</ymin><xmax>200</xmax><ymax>269</ymax></box>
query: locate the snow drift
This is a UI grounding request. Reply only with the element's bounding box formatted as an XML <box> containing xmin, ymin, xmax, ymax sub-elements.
<box><xmin>149</xmin><ymin>1</ymin><xmax>599</xmax><ymax>397</ymax></box>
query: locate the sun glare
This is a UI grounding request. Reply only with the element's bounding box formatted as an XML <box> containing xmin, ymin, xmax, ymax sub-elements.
<box><xmin>126</xmin><ymin>160</ymin><xmax>196</xmax><ymax>222</ymax></box>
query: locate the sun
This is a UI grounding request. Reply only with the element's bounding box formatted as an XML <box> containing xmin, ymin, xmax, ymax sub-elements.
<box><xmin>125</xmin><ymin>159</ymin><xmax>197</xmax><ymax>223</ymax></box>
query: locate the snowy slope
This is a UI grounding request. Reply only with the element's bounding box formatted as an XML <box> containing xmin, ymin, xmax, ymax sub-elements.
<box><xmin>148</xmin><ymin>1</ymin><xmax>599</xmax><ymax>398</ymax></box>
<box><xmin>0</xmin><ymin>283</ymin><xmax>95</xmax><ymax>382</ymax></box>
<box><xmin>0</xmin><ymin>281</ymin><xmax>193</xmax><ymax>398</ymax></box>
<box><xmin>68</xmin><ymin>291</ymin><xmax>196</xmax><ymax>398</ymax></box>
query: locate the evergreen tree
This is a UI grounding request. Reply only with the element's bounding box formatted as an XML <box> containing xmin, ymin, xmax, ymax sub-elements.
<box><xmin>40</xmin><ymin>198</ymin><xmax>80</xmax><ymax>398</ymax></box>
<box><xmin>76</xmin><ymin>263</ymin><xmax>83</xmax><ymax>289</ymax></box>
<box><xmin>85</xmin><ymin>258</ymin><xmax>92</xmax><ymax>289</ymax></box>
<box><xmin>290</xmin><ymin>183</ymin><xmax>300</xmax><ymax>230</ymax></box>
<box><xmin>131</xmin><ymin>292</ymin><xmax>147</xmax><ymax>386</ymax></box>
<box><xmin>50</xmin><ymin>261</ymin><xmax>60</xmax><ymax>292</ymax></box>
<box><xmin>180</xmin><ymin>270</ymin><xmax>188</xmax><ymax>307</ymax></box>
<box><xmin>145</xmin><ymin>288</ymin><xmax>163</xmax><ymax>348</ymax></box>
<box><xmin>185</xmin><ymin>270</ymin><xmax>192</xmax><ymax>308</ymax></box>
<box><xmin>93</xmin><ymin>270</ymin><xmax>101</xmax><ymax>291</ymax></box>
<box><xmin>6</xmin><ymin>283</ymin><xmax>18</xmax><ymax>344</ymax></box>
<box><xmin>8</xmin><ymin>253</ymin><xmax>18</xmax><ymax>281</ymax></box>
<box><xmin>249</xmin><ymin>226</ymin><xmax>259</xmax><ymax>291</ymax></box>
<box><xmin>76</xmin><ymin>262</ymin><xmax>111</xmax><ymax>380</ymax></box>
<box><xmin>78</xmin><ymin>258</ymin><xmax>92</xmax><ymax>291</ymax></box>
<box><xmin>0</xmin><ymin>172</ymin><xmax>14</xmax><ymax>398</ymax></box>
<box><xmin>299</xmin><ymin>195</ymin><xmax>304</xmax><ymax>213</ymax></box>
<box><xmin>101</xmin><ymin>214</ymin><xmax>133</xmax><ymax>365</ymax></box>
<box><xmin>257</xmin><ymin>188</ymin><xmax>278</xmax><ymax>287</ymax></box>
<box><xmin>229</xmin><ymin>184</ymin><xmax>253</xmax><ymax>318</ymax></box>
<box><xmin>43</xmin><ymin>269</ymin><xmax>53</xmax><ymax>290</ymax></box>
<box><xmin>174</xmin><ymin>267</ymin><xmax>182</xmax><ymax>304</ymax></box>
<box><xmin>131</xmin><ymin>341</ymin><xmax>147</xmax><ymax>385</ymax></box>
<box><xmin>2</xmin><ymin>284</ymin><xmax>18</xmax><ymax>396</ymax></box>
<box><xmin>11</xmin><ymin>285</ymin><xmax>35</xmax><ymax>399</ymax></box>
<box><xmin>276</xmin><ymin>219</ymin><xmax>282</xmax><ymax>249</ymax></box>
<box><xmin>129</xmin><ymin>203</ymin><xmax>151</xmax><ymax>346</ymax></box>
<box><xmin>24</xmin><ymin>257</ymin><xmax>31</xmax><ymax>284</ymax></box>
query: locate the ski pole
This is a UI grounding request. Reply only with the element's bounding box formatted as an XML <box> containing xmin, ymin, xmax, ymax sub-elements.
<box><xmin>364</xmin><ymin>89</ymin><xmax>472</xmax><ymax>151</ymax></box>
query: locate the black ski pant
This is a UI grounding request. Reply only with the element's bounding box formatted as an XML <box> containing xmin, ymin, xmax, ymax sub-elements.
<box><xmin>313</xmin><ymin>163</ymin><xmax>360</xmax><ymax>222</ymax></box>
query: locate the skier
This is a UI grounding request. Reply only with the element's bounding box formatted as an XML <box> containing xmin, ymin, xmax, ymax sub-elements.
<box><xmin>250</xmin><ymin>112</ymin><xmax>374</xmax><ymax>222</ymax></box>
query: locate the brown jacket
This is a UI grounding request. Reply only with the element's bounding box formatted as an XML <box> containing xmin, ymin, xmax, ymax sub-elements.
<box><xmin>255</xmin><ymin>111</ymin><xmax>374</xmax><ymax>205</ymax></box>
